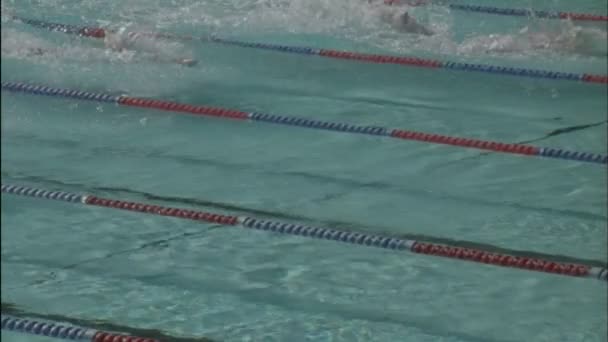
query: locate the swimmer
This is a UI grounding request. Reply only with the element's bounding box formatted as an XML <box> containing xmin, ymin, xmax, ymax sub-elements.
<box><xmin>379</xmin><ymin>10</ymin><xmax>434</xmax><ymax>35</ymax></box>
<box><xmin>459</xmin><ymin>25</ymin><xmax>608</xmax><ymax>57</ymax></box>
<box><xmin>1</xmin><ymin>30</ymin><xmax>198</xmax><ymax>66</ymax></box>
<box><xmin>367</xmin><ymin>0</ymin><xmax>606</xmax><ymax>56</ymax></box>
<box><xmin>103</xmin><ymin>28</ymin><xmax>198</xmax><ymax>66</ymax></box>
<box><xmin>368</xmin><ymin>0</ymin><xmax>435</xmax><ymax>35</ymax></box>
<box><xmin>395</xmin><ymin>11</ymin><xmax>434</xmax><ymax>35</ymax></box>
<box><xmin>2</xmin><ymin>41</ymin><xmax>198</xmax><ymax>66</ymax></box>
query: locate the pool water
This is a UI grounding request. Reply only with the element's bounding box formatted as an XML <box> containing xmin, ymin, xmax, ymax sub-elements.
<box><xmin>1</xmin><ymin>0</ymin><xmax>607</xmax><ymax>341</ymax></box>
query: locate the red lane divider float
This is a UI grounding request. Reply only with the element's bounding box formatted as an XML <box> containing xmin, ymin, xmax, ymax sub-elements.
<box><xmin>2</xmin><ymin>183</ymin><xmax>607</xmax><ymax>282</ymax></box>
<box><xmin>117</xmin><ymin>97</ymin><xmax>250</xmax><ymax>120</ymax></box>
<box><xmin>14</xmin><ymin>16</ymin><xmax>608</xmax><ymax>85</ymax></box>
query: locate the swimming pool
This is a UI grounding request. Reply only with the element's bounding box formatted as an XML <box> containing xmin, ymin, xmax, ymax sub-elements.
<box><xmin>1</xmin><ymin>0</ymin><xmax>607</xmax><ymax>341</ymax></box>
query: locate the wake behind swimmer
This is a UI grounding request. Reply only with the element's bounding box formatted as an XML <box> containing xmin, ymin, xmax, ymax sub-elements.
<box><xmin>367</xmin><ymin>0</ymin><xmax>607</xmax><ymax>57</ymax></box>
<box><xmin>1</xmin><ymin>25</ymin><xmax>198</xmax><ymax>66</ymax></box>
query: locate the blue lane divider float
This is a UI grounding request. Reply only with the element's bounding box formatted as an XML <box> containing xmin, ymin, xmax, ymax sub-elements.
<box><xmin>1</xmin><ymin>315</ymin><xmax>158</xmax><ymax>342</ymax></box>
<box><xmin>2</xmin><ymin>81</ymin><xmax>607</xmax><ymax>165</ymax></box>
<box><xmin>12</xmin><ymin>16</ymin><xmax>608</xmax><ymax>85</ymax></box>
<box><xmin>0</xmin><ymin>184</ymin><xmax>84</xmax><ymax>203</ymax></box>
<box><xmin>447</xmin><ymin>4</ymin><xmax>608</xmax><ymax>22</ymax></box>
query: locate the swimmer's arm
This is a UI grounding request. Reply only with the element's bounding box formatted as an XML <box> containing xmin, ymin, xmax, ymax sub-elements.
<box><xmin>395</xmin><ymin>12</ymin><xmax>434</xmax><ymax>36</ymax></box>
<box><xmin>416</xmin><ymin>24</ymin><xmax>434</xmax><ymax>36</ymax></box>
<box><xmin>378</xmin><ymin>0</ymin><xmax>431</xmax><ymax>5</ymax></box>
<box><xmin>397</xmin><ymin>21</ymin><xmax>434</xmax><ymax>36</ymax></box>
<box><xmin>145</xmin><ymin>53</ymin><xmax>198</xmax><ymax>67</ymax></box>
<box><xmin>173</xmin><ymin>58</ymin><xmax>198</xmax><ymax>67</ymax></box>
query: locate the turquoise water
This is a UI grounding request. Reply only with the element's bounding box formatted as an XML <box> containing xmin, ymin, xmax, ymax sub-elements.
<box><xmin>1</xmin><ymin>0</ymin><xmax>607</xmax><ymax>341</ymax></box>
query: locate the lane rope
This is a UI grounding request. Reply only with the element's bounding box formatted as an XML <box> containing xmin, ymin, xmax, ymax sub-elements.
<box><xmin>446</xmin><ymin>4</ymin><xmax>608</xmax><ymax>21</ymax></box>
<box><xmin>2</xmin><ymin>307</ymin><xmax>216</xmax><ymax>342</ymax></box>
<box><xmin>13</xmin><ymin>16</ymin><xmax>608</xmax><ymax>85</ymax></box>
<box><xmin>2</xmin><ymin>81</ymin><xmax>606</xmax><ymax>165</ymax></box>
<box><xmin>385</xmin><ymin>0</ymin><xmax>608</xmax><ymax>21</ymax></box>
<box><xmin>1</xmin><ymin>315</ymin><xmax>158</xmax><ymax>342</ymax></box>
<box><xmin>2</xmin><ymin>183</ymin><xmax>607</xmax><ymax>282</ymax></box>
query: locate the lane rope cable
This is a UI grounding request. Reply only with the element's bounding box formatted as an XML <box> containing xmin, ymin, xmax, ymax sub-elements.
<box><xmin>396</xmin><ymin>1</ymin><xmax>608</xmax><ymax>22</ymax></box>
<box><xmin>446</xmin><ymin>4</ymin><xmax>608</xmax><ymax>21</ymax></box>
<box><xmin>2</xmin><ymin>81</ymin><xmax>606</xmax><ymax>165</ymax></box>
<box><xmin>1</xmin><ymin>314</ymin><xmax>158</xmax><ymax>342</ymax></box>
<box><xmin>2</xmin><ymin>183</ymin><xmax>607</xmax><ymax>282</ymax></box>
